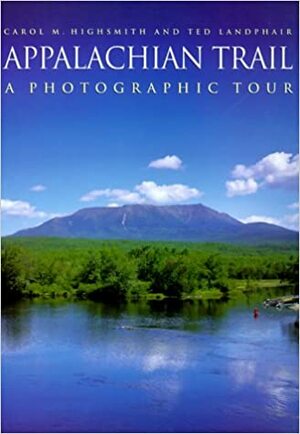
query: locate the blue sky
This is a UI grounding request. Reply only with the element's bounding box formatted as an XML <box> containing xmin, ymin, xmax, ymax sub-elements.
<box><xmin>1</xmin><ymin>1</ymin><xmax>299</xmax><ymax>235</ymax></box>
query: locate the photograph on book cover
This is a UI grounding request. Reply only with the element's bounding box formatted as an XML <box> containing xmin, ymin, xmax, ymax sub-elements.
<box><xmin>1</xmin><ymin>0</ymin><xmax>299</xmax><ymax>433</ymax></box>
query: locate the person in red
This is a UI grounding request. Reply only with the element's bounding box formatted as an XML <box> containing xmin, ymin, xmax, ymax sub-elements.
<box><xmin>253</xmin><ymin>307</ymin><xmax>259</xmax><ymax>318</ymax></box>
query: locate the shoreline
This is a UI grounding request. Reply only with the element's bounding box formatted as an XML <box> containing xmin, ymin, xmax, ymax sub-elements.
<box><xmin>9</xmin><ymin>280</ymin><xmax>293</xmax><ymax>304</ymax></box>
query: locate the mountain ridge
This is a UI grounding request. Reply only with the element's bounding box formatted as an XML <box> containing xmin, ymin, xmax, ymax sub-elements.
<box><xmin>13</xmin><ymin>203</ymin><xmax>298</xmax><ymax>244</ymax></box>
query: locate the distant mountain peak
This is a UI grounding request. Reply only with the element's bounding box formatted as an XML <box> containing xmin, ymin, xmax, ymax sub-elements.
<box><xmin>13</xmin><ymin>203</ymin><xmax>297</xmax><ymax>244</ymax></box>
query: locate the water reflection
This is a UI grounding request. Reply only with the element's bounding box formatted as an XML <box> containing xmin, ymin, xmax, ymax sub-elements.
<box><xmin>230</xmin><ymin>359</ymin><xmax>257</xmax><ymax>385</ymax></box>
<box><xmin>281</xmin><ymin>320</ymin><xmax>299</xmax><ymax>343</ymax></box>
<box><xmin>142</xmin><ymin>340</ymin><xmax>189</xmax><ymax>372</ymax></box>
<box><xmin>259</xmin><ymin>367</ymin><xmax>298</xmax><ymax>419</ymax></box>
<box><xmin>1</xmin><ymin>301</ymin><xmax>33</xmax><ymax>352</ymax></box>
<box><xmin>2</xmin><ymin>288</ymin><xmax>299</xmax><ymax>433</ymax></box>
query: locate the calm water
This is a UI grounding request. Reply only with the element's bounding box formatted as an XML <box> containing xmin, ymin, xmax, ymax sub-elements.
<box><xmin>2</xmin><ymin>290</ymin><xmax>299</xmax><ymax>433</ymax></box>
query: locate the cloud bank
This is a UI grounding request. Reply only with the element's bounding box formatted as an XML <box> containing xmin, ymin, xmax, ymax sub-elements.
<box><xmin>1</xmin><ymin>199</ymin><xmax>61</xmax><ymax>220</ymax></box>
<box><xmin>241</xmin><ymin>206</ymin><xmax>299</xmax><ymax>231</ymax></box>
<box><xmin>226</xmin><ymin>152</ymin><xmax>299</xmax><ymax>197</ymax></box>
<box><xmin>241</xmin><ymin>214</ymin><xmax>298</xmax><ymax>231</ymax></box>
<box><xmin>1</xmin><ymin>199</ymin><xmax>48</xmax><ymax>218</ymax></box>
<box><xmin>80</xmin><ymin>181</ymin><xmax>202</xmax><ymax>205</ymax></box>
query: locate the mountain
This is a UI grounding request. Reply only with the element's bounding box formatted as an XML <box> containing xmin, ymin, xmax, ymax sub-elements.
<box><xmin>13</xmin><ymin>203</ymin><xmax>298</xmax><ymax>244</ymax></box>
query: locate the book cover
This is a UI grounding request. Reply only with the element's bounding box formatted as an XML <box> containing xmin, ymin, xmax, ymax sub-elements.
<box><xmin>1</xmin><ymin>1</ymin><xmax>299</xmax><ymax>433</ymax></box>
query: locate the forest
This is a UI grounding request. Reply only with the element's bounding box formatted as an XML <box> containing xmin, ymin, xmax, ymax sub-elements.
<box><xmin>2</xmin><ymin>237</ymin><xmax>298</xmax><ymax>304</ymax></box>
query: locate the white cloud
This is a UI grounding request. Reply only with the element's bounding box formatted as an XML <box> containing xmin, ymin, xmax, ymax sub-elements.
<box><xmin>80</xmin><ymin>188</ymin><xmax>143</xmax><ymax>204</ymax></box>
<box><xmin>241</xmin><ymin>213</ymin><xmax>299</xmax><ymax>231</ymax></box>
<box><xmin>109</xmin><ymin>189</ymin><xmax>143</xmax><ymax>204</ymax></box>
<box><xmin>227</xmin><ymin>152</ymin><xmax>299</xmax><ymax>197</ymax></box>
<box><xmin>1</xmin><ymin>199</ymin><xmax>47</xmax><ymax>218</ymax></box>
<box><xmin>148</xmin><ymin>155</ymin><xmax>183</xmax><ymax>170</ymax></box>
<box><xmin>80</xmin><ymin>181</ymin><xmax>202</xmax><ymax>206</ymax></box>
<box><xmin>80</xmin><ymin>189</ymin><xmax>103</xmax><ymax>202</ymax></box>
<box><xmin>281</xmin><ymin>213</ymin><xmax>299</xmax><ymax>230</ymax></box>
<box><xmin>241</xmin><ymin>215</ymin><xmax>280</xmax><ymax>226</ymax></box>
<box><xmin>226</xmin><ymin>178</ymin><xmax>258</xmax><ymax>197</ymax></box>
<box><xmin>80</xmin><ymin>189</ymin><xmax>107</xmax><ymax>202</ymax></box>
<box><xmin>288</xmin><ymin>202</ymin><xmax>299</xmax><ymax>209</ymax></box>
<box><xmin>107</xmin><ymin>203</ymin><xmax>120</xmax><ymax>208</ymax></box>
<box><xmin>231</xmin><ymin>164</ymin><xmax>253</xmax><ymax>179</ymax></box>
<box><xmin>136</xmin><ymin>181</ymin><xmax>201</xmax><ymax>204</ymax></box>
<box><xmin>1</xmin><ymin>199</ymin><xmax>62</xmax><ymax>222</ymax></box>
<box><xmin>30</xmin><ymin>184</ymin><xmax>47</xmax><ymax>192</ymax></box>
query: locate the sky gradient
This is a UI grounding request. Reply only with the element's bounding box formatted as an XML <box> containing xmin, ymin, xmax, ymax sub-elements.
<box><xmin>1</xmin><ymin>1</ymin><xmax>299</xmax><ymax>235</ymax></box>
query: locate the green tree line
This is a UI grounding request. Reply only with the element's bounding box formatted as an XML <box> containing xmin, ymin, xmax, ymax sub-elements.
<box><xmin>2</xmin><ymin>239</ymin><xmax>298</xmax><ymax>303</ymax></box>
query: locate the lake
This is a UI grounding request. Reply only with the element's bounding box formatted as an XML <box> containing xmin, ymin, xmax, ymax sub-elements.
<box><xmin>2</xmin><ymin>289</ymin><xmax>299</xmax><ymax>433</ymax></box>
